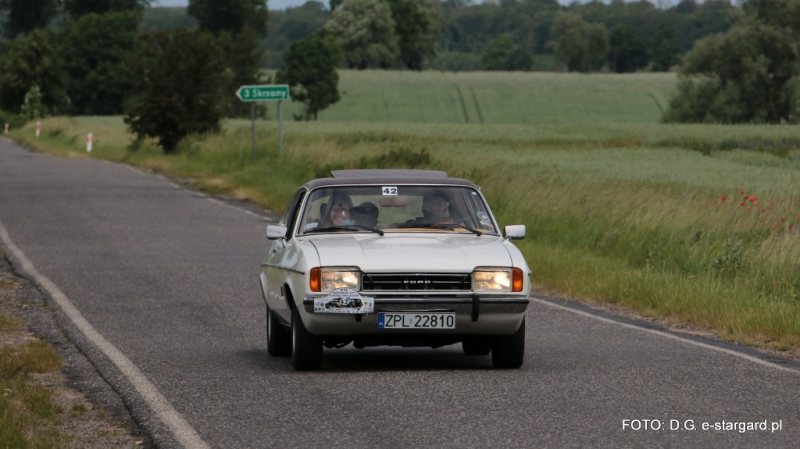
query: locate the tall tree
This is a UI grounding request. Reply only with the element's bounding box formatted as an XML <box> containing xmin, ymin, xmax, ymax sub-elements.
<box><xmin>188</xmin><ymin>0</ymin><xmax>267</xmax><ymax>117</ymax></box>
<box><xmin>276</xmin><ymin>30</ymin><xmax>342</xmax><ymax>120</ymax></box>
<box><xmin>481</xmin><ymin>33</ymin><xmax>532</xmax><ymax>71</ymax></box>
<box><xmin>0</xmin><ymin>29</ymin><xmax>65</xmax><ymax>114</ymax></box>
<box><xmin>665</xmin><ymin>0</ymin><xmax>800</xmax><ymax>124</ymax></box>
<box><xmin>549</xmin><ymin>13</ymin><xmax>609</xmax><ymax>73</ymax></box>
<box><xmin>0</xmin><ymin>0</ymin><xmax>59</xmax><ymax>38</ymax></box>
<box><xmin>187</xmin><ymin>0</ymin><xmax>268</xmax><ymax>36</ymax></box>
<box><xmin>324</xmin><ymin>0</ymin><xmax>398</xmax><ymax>69</ymax></box>
<box><xmin>216</xmin><ymin>27</ymin><xmax>264</xmax><ymax>117</ymax></box>
<box><xmin>388</xmin><ymin>0</ymin><xmax>442</xmax><ymax>71</ymax></box>
<box><xmin>63</xmin><ymin>0</ymin><xmax>149</xmax><ymax>18</ymax></box>
<box><xmin>59</xmin><ymin>12</ymin><xmax>139</xmax><ymax>115</ymax></box>
<box><xmin>607</xmin><ymin>24</ymin><xmax>649</xmax><ymax>73</ymax></box>
<box><xmin>650</xmin><ymin>26</ymin><xmax>682</xmax><ymax>72</ymax></box>
<box><xmin>125</xmin><ymin>29</ymin><xmax>226</xmax><ymax>152</ymax></box>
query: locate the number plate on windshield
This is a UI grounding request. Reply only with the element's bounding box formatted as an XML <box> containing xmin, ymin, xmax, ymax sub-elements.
<box><xmin>378</xmin><ymin>312</ymin><xmax>456</xmax><ymax>329</ymax></box>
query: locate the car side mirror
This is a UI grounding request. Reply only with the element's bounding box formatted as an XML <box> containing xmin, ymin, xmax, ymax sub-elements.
<box><xmin>504</xmin><ymin>225</ymin><xmax>526</xmax><ymax>240</ymax></box>
<box><xmin>266</xmin><ymin>225</ymin><xmax>288</xmax><ymax>240</ymax></box>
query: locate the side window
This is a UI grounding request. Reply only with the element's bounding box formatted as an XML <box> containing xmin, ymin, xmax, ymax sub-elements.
<box><xmin>280</xmin><ymin>189</ymin><xmax>307</xmax><ymax>237</ymax></box>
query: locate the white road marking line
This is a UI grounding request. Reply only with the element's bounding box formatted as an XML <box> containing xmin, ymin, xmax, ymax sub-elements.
<box><xmin>117</xmin><ymin>162</ymin><xmax>268</xmax><ymax>220</ymax></box>
<box><xmin>531</xmin><ymin>296</ymin><xmax>800</xmax><ymax>376</ymax></box>
<box><xmin>0</xmin><ymin>220</ymin><xmax>210</xmax><ymax>449</ymax></box>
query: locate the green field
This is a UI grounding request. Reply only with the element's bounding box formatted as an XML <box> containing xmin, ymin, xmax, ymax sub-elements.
<box><xmin>8</xmin><ymin>71</ymin><xmax>800</xmax><ymax>357</ymax></box>
<box><xmin>263</xmin><ymin>70</ymin><xmax>677</xmax><ymax>124</ymax></box>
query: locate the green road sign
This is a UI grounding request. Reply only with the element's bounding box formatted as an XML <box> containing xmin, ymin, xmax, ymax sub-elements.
<box><xmin>236</xmin><ymin>84</ymin><xmax>290</xmax><ymax>102</ymax></box>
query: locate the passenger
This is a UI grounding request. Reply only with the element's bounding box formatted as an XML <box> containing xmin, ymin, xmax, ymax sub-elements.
<box><xmin>320</xmin><ymin>192</ymin><xmax>353</xmax><ymax>228</ymax></box>
<box><xmin>351</xmin><ymin>202</ymin><xmax>379</xmax><ymax>228</ymax></box>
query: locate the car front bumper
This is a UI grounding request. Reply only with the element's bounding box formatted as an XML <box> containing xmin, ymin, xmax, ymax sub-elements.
<box><xmin>300</xmin><ymin>294</ymin><xmax>529</xmax><ymax>335</ymax></box>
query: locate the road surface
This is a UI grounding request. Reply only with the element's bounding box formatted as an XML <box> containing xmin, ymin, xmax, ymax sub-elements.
<box><xmin>1</xmin><ymin>138</ymin><xmax>798</xmax><ymax>448</ymax></box>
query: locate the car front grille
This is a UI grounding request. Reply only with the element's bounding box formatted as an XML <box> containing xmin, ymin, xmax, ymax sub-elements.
<box><xmin>362</xmin><ymin>273</ymin><xmax>471</xmax><ymax>291</ymax></box>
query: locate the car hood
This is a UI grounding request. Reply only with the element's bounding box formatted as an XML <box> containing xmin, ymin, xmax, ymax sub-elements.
<box><xmin>307</xmin><ymin>233</ymin><xmax>511</xmax><ymax>272</ymax></box>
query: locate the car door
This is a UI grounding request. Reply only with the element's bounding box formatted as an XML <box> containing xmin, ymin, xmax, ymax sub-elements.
<box><xmin>264</xmin><ymin>188</ymin><xmax>306</xmax><ymax>320</ymax></box>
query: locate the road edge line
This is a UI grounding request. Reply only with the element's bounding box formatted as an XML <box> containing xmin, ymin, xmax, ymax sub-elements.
<box><xmin>0</xmin><ymin>219</ymin><xmax>211</xmax><ymax>449</ymax></box>
<box><xmin>531</xmin><ymin>296</ymin><xmax>800</xmax><ymax>376</ymax></box>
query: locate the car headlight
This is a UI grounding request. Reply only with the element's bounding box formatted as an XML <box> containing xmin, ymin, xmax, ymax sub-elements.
<box><xmin>473</xmin><ymin>268</ymin><xmax>524</xmax><ymax>292</ymax></box>
<box><xmin>310</xmin><ymin>267</ymin><xmax>361</xmax><ymax>292</ymax></box>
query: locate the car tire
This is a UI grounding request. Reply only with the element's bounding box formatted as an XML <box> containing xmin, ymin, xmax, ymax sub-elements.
<box><xmin>291</xmin><ymin>306</ymin><xmax>323</xmax><ymax>371</ymax></box>
<box><xmin>462</xmin><ymin>339</ymin><xmax>491</xmax><ymax>355</ymax></box>
<box><xmin>266</xmin><ymin>305</ymin><xmax>290</xmax><ymax>357</ymax></box>
<box><xmin>491</xmin><ymin>318</ymin><xmax>525</xmax><ymax>369</ymax></box>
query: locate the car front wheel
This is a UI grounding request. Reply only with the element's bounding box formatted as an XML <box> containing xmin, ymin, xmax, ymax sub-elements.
<box><xmin>266</xmin><ymin>305</ymin><xmax>290</xmax><ymax>357</ymax></box>
<box><xmin>491</xmin><ymin>318</ymin><xmax>525</xmax><ymax>369</ymax></box>
<box><xmin>291</xmin><ymin>307</ymin><xmax>323</xmax><ymax>370</ymax></box>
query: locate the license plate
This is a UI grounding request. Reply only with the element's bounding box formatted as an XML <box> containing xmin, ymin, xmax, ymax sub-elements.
<box><xmin>378</xmin><ymin>313</ymin><xmax>456</xmax><ymax>329</ymax></box>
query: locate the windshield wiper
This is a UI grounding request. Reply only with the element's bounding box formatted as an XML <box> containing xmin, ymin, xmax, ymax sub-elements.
<box><xmin>305</xmin><ymin>225</ymin><xmax>384</xmax><ymax>236</ymax></box>
<box><xmin>402</xmin><ymin>223</ymin><xmax>482</xmax><ymax>236</ymax></box>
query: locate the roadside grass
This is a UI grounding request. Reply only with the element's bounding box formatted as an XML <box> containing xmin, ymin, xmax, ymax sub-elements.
<box><xmin>0</xmin><ymin>340</ymin><xmax>67</xmax><ymax>448</ymax></box>
<box><xmin>8</xmin><ymin>112</ymin><xmax>800</xmax><ymax>353</ymax></box>
<box><xmin>0</xmin><ymin>262</ymin><xmax>67</xmax><ymax>449</ymax></box>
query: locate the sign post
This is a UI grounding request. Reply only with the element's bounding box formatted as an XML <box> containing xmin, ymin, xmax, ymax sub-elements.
<box><xmin>235</xmin><ymin>84</ymin><xmax>290</xmax><ymax>160</ymax></box>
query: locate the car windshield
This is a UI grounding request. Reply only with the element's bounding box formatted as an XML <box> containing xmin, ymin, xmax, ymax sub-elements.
<box><xmin>297</xmin><ymin>185</ymin><xmax>499</xmax><ymax>235</ymax></box>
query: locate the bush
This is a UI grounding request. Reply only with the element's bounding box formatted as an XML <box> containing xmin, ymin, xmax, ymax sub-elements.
<box><xmin>276</xmin><ymin>30</ymin><xmax>342</xmax><ymax>120</ymax></box>
<box><xmin>0</xmin><ymin>109</ymin><xmax>27</xmax><ymax>129</ymax></box>
<box><xmin>124</xmin><ymin>29</ymin><xmax>226</xmax><ymax>152</ymax></box>
<box><xmin>59</xmin><ymin>11</ymin><xmax>139</xmax><ymax>115</ymax></box>
<box><xmin>665</xmin><ymin>2</ymin><xmax>800</xmax><ymax>124</ymax></box>
<box><xmin>481</xmin><ymin>34</ymin><xmax>533</xmax><ymax>72</ymax></box>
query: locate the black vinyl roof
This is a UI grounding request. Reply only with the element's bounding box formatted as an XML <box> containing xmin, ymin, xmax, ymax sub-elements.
<box><xmin>303</xmin><ymin>169</ymin><xmax>479</xmax><ymax>190</ymax></box>
<box><xmin>331</xmin><ymin>169</ymin><xmax>448</xmax><ymax>179</ymax></box>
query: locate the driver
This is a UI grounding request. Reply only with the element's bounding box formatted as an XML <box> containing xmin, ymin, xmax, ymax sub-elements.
<box><xmin>405</xmin><ymin>193</ymin><xmax>453</xmax><ymax>226</ymax></box>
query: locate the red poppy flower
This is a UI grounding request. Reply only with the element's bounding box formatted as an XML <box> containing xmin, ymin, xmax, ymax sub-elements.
<box><xmin>740</xmin><ymin>201</ymin><xmax>746</xmax><ymax>206</ymax></box>
<box><xmin>750</xmin><ymin>196</ymin><xmax>757</xmax><ymax>202</ymax></box>
<box><xmin>720</xmin><ymin>196</ymin><xmax>727</xmax><ymax>202</ymax></box>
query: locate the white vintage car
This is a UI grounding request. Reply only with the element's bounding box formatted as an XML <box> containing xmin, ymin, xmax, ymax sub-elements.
<box><xmin>259</xmin><ymin>169</ymin><xmax>531</xmax><ymax>370</ymax></box>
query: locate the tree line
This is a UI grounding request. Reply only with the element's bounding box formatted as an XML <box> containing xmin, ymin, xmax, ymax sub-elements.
<box><xmin>0</xmin><ymin>0</ymin><xmax>796</xmax><ymax>155</ymax></box>
<box><xmin>0</xmin><ymin>0</ymin><xmax>268</xmax><ymax>152</ymax></box>
<box><xmin>261</xmin><ymin>0</ymin><xmax>736</xmax><ymax>73</ymax></box>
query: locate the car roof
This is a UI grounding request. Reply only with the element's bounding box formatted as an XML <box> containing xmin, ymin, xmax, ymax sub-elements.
<box><xmin>302</xmin><ymin>169</ymin><xmax>480</xmax><ymax>190</ymax></box>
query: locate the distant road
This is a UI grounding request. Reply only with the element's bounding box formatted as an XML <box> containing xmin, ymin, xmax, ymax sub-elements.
<box><xmin>1</xmin><ymin>138</ymin><xmax>798</xmax><ymax>448</ymax></box>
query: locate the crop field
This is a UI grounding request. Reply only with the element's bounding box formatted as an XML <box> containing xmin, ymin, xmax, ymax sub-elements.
<box><xmin>8</xmin><ymin>71</ymin><xmax>800</xmax><ymax>356</ymax></box>
<box><xmin>263</xmin><ymin>70</ymin><xmax>677</xmax><ymax>125</ymax></box>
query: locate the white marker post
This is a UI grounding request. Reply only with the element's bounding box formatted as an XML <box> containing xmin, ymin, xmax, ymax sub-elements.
<box><xmin>4</xmin><ymin>124</ymin><xmax>8</xmax><ymax>134</ymax></box>
<box><xmin>86</xmin><ymin>133</ymin><xmax>93</xmax><ymax>153</ymax></box>
<box><xmin>35</xmin><ymin>121</ymin><xmax>41</xmax><ymax>138</ymax></box>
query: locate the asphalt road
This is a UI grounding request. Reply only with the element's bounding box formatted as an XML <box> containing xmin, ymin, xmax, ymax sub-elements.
<box><xmin>1</xmin><ymin>138</ymin><xmax>799</xmax><ymax>449</ymax></box>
